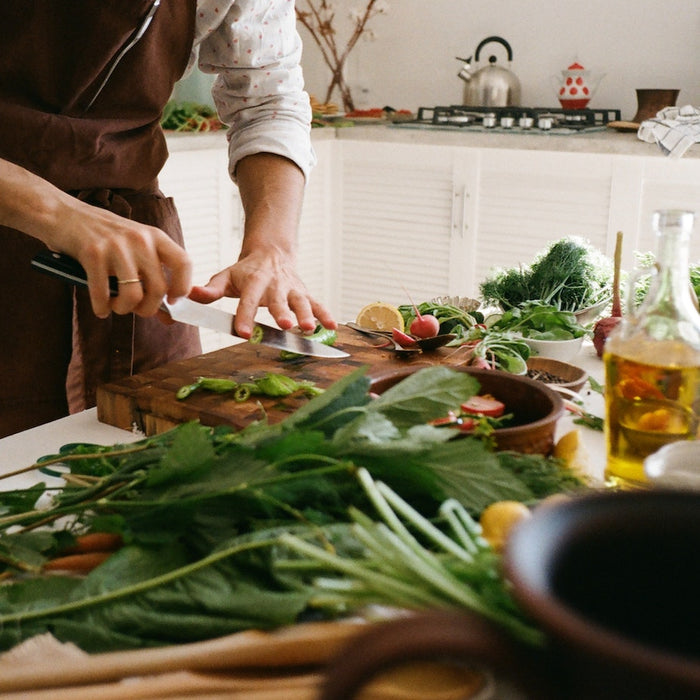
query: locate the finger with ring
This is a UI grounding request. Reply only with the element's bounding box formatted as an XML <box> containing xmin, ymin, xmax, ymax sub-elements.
<box><xmin>117</xmin><ymin>278</ymin><xmax>142</xmax><ymax>285</ymax></box>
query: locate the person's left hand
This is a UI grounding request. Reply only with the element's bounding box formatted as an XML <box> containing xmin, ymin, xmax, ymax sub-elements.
<box><xmin>187</xmin><ymin>247</ymin><xmax>337</xmax><ymax>338</ymax></box>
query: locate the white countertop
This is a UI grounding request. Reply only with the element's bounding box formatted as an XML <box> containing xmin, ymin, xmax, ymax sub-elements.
<box><xmin>0</xmin><ymin>410</ymin><xmax>141</xmax><ymax>491</ymax></box>
<box><xmin>164</xmin><ymin>123</ymin><xmax>696</xmax><ymax>160</ymax></box>
<box><xmin>336</xmin><ymin>123</ymin><xmax>698</xmax><ymax>159</ymax></box>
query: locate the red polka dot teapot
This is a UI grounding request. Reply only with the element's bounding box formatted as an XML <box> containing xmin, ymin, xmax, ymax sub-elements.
<box><xmin>552</xmin><ymin>61</ymin><xmax>604</xmax><ymax>109</ymax></box>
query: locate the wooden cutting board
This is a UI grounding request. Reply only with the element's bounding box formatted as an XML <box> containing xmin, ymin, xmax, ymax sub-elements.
<box><xmin>96</xmin><ymin>326</ymin><xmax>465</xmax><ymax>436</ymax></box>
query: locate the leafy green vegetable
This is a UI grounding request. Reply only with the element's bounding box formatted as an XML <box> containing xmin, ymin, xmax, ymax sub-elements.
<box><xmin>632</xmin><ymin>251</ymin><xmax>700</xmax><ymax>308</ymax></box>
<box><xmin>0</xmin><ymin>366</ymin><xmax>586</xmax><ymax>652</ymax></box>
<box><xmin>176</xmin><ymin>372</ymin><xmax>323</xmax><ymax>401</ymax></box>
<box><xmin>160</xmin><ymin>101</ymin><xmax>225</xmax><ymax>132</ymax></box>
<box><xmin>398</xmin><ymin>301</ymin><xmax>483</xmax><ymax>340</ymax></box>
<box><xmin>455</xmin><ymin>327</ymin><xmax>531</xmax><ymax>373</ymax></box>
<box><xmin>480</xmin><ymin>237</ymin><xmax>612</xmax><ymax>312</ymax></box>
<box><xmin>278</xmin><ymin>468</ymin><xmax>543</xmax><ymax>646</ymax></box>
<box><xmin>492</xmin><ymin>301</ymin><xmax>588</xmax><ymax>340</ymax></box>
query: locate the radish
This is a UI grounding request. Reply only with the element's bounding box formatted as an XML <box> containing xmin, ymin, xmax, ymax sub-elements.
<box><xmin>404</xmin><ymin>288</ymin><xmax>440</xmax><ymax>338</ymax></box>
<box><xmin>593</xmin><ymin>231</ymin><xmax>623</xmax><ymax>358</ymax></box>
<box><xmin>392</xmin><ymin>327</ymin><xmax>418</xmax><ymax>347</ymax></box>
<box><xmin>469</xmin><ymin>356</ymin><xmax>492</xmax><ymax>370</ymax></box>
<box><xmin>411</xmin><ymin>313</ymin><xmax>440</xmax><ymax>339</ymax></box>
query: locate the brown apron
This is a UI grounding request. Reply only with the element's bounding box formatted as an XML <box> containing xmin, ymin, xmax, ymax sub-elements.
<box><xmin>0</xmin><ymin>1</ymin><xmax>202</xmax><ymax>437</ymax></box>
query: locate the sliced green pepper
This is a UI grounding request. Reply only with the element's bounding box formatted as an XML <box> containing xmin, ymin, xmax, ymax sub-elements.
<box><xmin>279</xmin><ymin>325</ymin><xmax>338</xmax><ymax>360</ymax></box>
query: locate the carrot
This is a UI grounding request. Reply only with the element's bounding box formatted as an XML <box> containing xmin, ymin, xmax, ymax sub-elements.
<box><xmin>63</xmin><ymin>532</ymin><xmax>123</xmax><ymax>554</ymax></box>
<box><xmin>43</xmin><ymin>551</ymin><xmax>114</xmax><ymax>573</ymax></box>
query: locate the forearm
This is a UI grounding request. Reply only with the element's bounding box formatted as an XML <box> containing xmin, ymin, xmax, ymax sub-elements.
<box><xmin>235</xmin><ymin>152</ymin><xmax>305</xmax><ymax>264</ymax></box>
<box><xmin>0</xmin><ymin>157</ymin><xmax>76</xmax><ymax>247</ymax></box>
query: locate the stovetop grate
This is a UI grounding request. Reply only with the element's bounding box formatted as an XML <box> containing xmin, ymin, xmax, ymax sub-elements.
<box><xmin>402</xmin><ymin>105</ymin><xmax>622</xmax><ymax>133</ymax></box>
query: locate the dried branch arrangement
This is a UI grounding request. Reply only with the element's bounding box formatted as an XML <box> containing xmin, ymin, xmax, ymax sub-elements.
<box><xmin>296</xmin><ymin>0</ymin><xmax>388</xmax><ymax>112</ymax></box>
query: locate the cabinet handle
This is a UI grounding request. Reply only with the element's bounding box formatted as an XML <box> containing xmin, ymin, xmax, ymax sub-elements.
<box><xmin>451</xmin><ymin>186</ymin><xmax>469</xmax><ymax>238</ymax></box>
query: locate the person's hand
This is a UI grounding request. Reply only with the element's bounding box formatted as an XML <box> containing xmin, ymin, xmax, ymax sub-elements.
<box><xmin>0</xmin><ymin>158</ymin><xmax>192</xmax><ymax>319</ymax></box>
<box><xmin>188</xmin><ymin>247</ymin><xmax>336</xmax><ymax>338</ymax></box>
<box><xmin>50</xmin><ymin>199</ymin><xmax>193</xmax><ymax>319</ymax></box>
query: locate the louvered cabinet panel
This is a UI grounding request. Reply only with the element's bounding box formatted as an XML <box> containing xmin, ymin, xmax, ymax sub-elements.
<box><xmin>298</xmin><ymin>139</ymin><xmax>338</xmax><ymax>315</ymax></box>
<box><xmin>471</xmin><ymin>149</ymin><xmax>614</xmax><ymax>293</ymax></box>
<box><xmin>160</xmin><ymin>137</ymin><xmax>244</xmax><ymax>352</ymax></box>
<box><xmin>338</xmin><ymin>142</ymin><xmax>462</xmax><ymax>321</ymax></box>
<box><xmin>636</xmin><ymin>157</ymin><xmax>700</xmax><ymax>261</ymax></box>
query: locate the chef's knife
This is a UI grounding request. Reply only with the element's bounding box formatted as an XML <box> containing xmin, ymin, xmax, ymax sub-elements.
<box><xmin>31</xmin><ymin>250</ymin><xmax>348</xmax><ymax>358</ymax></box>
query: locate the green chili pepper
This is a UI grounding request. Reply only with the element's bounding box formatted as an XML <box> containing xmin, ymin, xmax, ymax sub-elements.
<box><xmin>250</xmin><ymin>325</ymin><xmax>264</xmax><ymax>345</ymax></box>
<box><xmin>197</xmin><ymin>377</ymin><xmax>238</xmax><ymax>393</ymax></box>
<box><xmin>253</xmin><ymin>373</ymin><xmax>301</xmax><ymax>396</ymax></box>
<box><xmin>176</xmin><ymin>381</ymin><xmax>202</xmax><ymax>400</ymax></box>
<box><xmin>234</xmin><ymin>386</ymin><xmax>251</xmax><ymax>402</ymax></box>
<box><xmin>279</xmin><ymin>325</ymin><xmax>338</xmax><ymax>360</ymax></box>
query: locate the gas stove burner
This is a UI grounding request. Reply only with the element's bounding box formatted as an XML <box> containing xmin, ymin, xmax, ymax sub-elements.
<box><xmin>408</xmin><ymin>106</ymin><xmax>622</xmax><ymax>133</ymax></box>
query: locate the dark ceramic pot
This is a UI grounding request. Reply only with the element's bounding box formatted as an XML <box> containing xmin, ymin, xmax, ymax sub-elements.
<box><xmin>320</xmin><ymin>490</ymin><xmax>700</xmax><ymax>699</ymax></box>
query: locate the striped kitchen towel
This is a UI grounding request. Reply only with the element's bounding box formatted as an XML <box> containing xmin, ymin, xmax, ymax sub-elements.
<box><xmin>638</xmin><ymin>105</ymin><xmax>700</xmax><ymax>158</ymax></box>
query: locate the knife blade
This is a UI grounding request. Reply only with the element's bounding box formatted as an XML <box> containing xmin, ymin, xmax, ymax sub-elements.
<box><xmin>31</xmin><ymin>250</ymin><xmax>348</xmax><ymax>358</ymax></box>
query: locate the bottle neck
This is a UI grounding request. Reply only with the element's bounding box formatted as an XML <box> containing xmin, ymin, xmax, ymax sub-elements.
<box><xmin>648</xmin><ymin>211</ymin><xmax>695</xmax><ymax>315</ymax></box>
<box><xmin>655</xmin><ymin>230</ymin><xmax>691</xmax><ymax>304</ymax></box>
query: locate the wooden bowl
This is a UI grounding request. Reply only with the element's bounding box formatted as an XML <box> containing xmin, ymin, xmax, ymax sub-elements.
<box><xmin>369</xmin><ymin>366</ymin><xmax>564</xmax><ymax>455</ymax></box>
<box><xmin>526</xmin><ymin>357</ymin><xmax>589</xmax><ymax>394</ymax></box>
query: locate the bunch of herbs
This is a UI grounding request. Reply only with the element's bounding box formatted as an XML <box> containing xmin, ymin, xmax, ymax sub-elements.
<box><xmin>0</xmin><ymin>367</ymin><xmax>585</xmax><ymax>652</ymax></box>
<box><xmin>480</xmin><ymin>237</ymin><xmax>612</xmax><ymax>312</ymax></box>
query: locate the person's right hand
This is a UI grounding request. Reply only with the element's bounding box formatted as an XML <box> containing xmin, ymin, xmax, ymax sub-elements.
<box><xmin>52</xmin><ymin>199</ymin><xmax>193</xmax><ymax>319</ymax></box>
<box><xmin>0</xmin><ymin>158</ymin><xmax>193</xmax><ymax>319</ymax></box>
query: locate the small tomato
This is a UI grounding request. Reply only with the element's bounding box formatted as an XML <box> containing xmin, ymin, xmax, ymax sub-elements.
<box><xmin>461</xmin><ymin>394</ymin><xmax>506</xmax><ymax>418</ymax></box>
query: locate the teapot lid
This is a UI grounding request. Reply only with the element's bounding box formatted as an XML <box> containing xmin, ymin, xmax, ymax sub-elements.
<box><xmin>568</xmin><ymin>61</ymin><xmax>585</xmax><ymax>70</ymax></box>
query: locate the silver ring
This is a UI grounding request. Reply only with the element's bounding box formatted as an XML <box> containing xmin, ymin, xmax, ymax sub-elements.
<box><xmin>117</xmin><ymin>278</ymin><xmax>142</xmax><ymax>285</ymax></box>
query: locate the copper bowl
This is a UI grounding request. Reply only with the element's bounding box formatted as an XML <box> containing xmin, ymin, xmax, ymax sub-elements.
<box><xmin>369</xmin><ymin>366</ymin><xmax>564</xmax><ymax>455</ymax></box>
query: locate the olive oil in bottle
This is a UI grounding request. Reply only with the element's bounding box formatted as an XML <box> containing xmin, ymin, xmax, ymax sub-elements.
<box><xmin>604</xmin><ymin>210</ymin><xmax>700</xmax><ymax>488</ymax></box>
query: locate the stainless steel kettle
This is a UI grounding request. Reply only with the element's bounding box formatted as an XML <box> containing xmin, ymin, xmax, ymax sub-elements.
<box><xmin>456</xmin><ymin>36</ymin><xmax>521</xmax><ymax>107</ymax></box>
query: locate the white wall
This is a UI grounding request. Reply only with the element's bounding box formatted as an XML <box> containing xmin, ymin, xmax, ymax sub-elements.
<box><xmin>296</xmin><ymin>0</ymin><xmax>700</xmax><ymax>121</ymax></box>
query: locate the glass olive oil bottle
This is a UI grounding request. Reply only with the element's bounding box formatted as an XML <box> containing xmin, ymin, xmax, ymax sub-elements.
<box><xmin>604</xmin><ymin>210</ymin><xmax>700</xmax><ymax>487</ymax></box>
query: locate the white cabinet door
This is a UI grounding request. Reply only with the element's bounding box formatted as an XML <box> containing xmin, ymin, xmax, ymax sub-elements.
<box><xmin>337</xmin><ymin>141</ymin><xmax>472</xmax><ymax>321</ymax></box>
<box><xmin>298</xmin><ymin>139</ymin><xmax>340</xmax><ymax>317</ymax></box>
<box><xmin>636</xmin><ymin>157</ymin><xmax>700</xmax><ymax>261</ymax></box>
<box><xmin>159</xmin><ymin>139</ymin><xmax>244</xmax><ymax>352</ymax></box>
<box><xmin>470</xmin><ymin>148</ymin><xmax>615</xmax><ymax>294</ymax></box>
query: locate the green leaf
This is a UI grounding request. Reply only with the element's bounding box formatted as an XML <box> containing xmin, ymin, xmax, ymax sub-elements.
<box><xmin>0</xmin><ymin>484</ymin><xmax>46</xmax><ymax>515</ymax></box>
<box><xmin>146</xmin><ymin>423</ymin><xmax>216</xmax><ymax>486</ymax></box>
<box><xmin>369</xmin><ymin>367</ymin><xmax>480</xmax><ymax>428</ymax></box>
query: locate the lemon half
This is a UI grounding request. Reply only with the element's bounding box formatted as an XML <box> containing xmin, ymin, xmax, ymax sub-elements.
<box><xmin>356</xmin><ymin>301</ymin><xmax>404</xmax><ymax>332</ymax></box>
<box><xmin>553</xmin><ymin>429</ymin><xmax>590</xmax><ymax>476</ymax></box>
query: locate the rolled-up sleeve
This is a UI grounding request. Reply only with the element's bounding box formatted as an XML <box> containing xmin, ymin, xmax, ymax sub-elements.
<box><xmin>193</xmin><ymin>0</ymin><xmax>316</xmax><ymax>182</ymax></box>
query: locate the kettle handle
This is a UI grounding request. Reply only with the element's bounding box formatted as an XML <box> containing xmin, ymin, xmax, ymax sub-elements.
<box><xmin>474</xmin><ymin>35</ymin><xmax>514</xmax><ymax>63</ymax></box>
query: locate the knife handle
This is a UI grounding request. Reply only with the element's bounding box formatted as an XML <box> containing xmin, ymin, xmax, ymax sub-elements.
<box><xmin>31</xmin><ymin>251</ymin><xmax>119</xmax><ymax>296</ymax></box>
